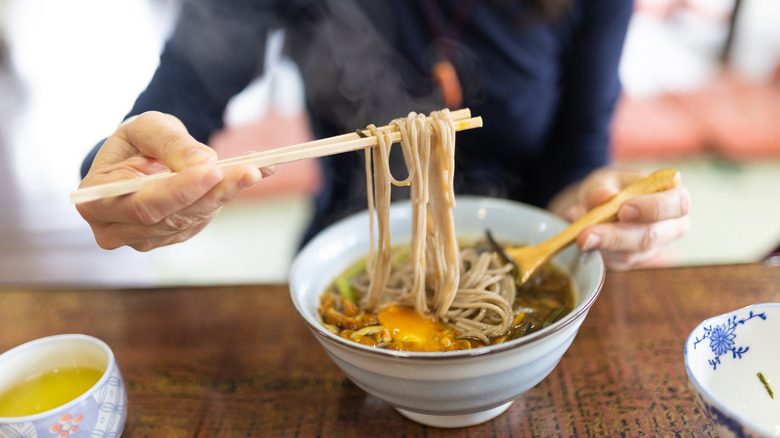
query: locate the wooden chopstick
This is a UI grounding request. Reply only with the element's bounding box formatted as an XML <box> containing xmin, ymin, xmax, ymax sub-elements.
<box><xmin>70</xmin><ymin>110</ymin><xmax>482</xmax><ymax>204</ymax></box>
<box><xmin>216</xmin><ymin>108</ymin><xmax>473</xmax><ymax>167</ymax></box>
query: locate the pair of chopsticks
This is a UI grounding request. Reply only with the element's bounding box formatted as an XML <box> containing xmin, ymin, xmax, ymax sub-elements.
<box><xmin>70</xmin><ymin>109</ymin><xmax>482</xmax><ymax>204</ymax></box>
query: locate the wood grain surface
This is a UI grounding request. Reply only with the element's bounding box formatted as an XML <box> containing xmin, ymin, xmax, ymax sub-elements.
<box><xmin>1</xmin><ymin>263</ymin><xmax>778</xmax><ymax>437</ymax></box>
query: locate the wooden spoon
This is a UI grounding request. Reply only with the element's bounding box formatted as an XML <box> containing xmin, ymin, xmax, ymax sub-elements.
<box><xmin>506</xmin><ymin>168</ymin><xmax>681</xmax><ymax>285</ymax></box>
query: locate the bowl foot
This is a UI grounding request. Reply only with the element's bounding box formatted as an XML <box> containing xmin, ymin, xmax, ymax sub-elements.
<box><xmin>395</xmin><ymin>401</ymin><xmax>514</xmax><ymax>428</ymax></box>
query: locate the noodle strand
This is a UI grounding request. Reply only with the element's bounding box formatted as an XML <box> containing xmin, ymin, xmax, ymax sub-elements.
<box><xmin>360</xmin><ymin>110</ymin><xmax>515</xmax><ymax>341</ymax></box>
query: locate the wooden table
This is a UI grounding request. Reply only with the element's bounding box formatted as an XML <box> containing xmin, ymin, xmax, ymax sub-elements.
<box><xmin>1</xmin><ymin>263</ymin><xmax>778</xmax><ymax>436</ymax></box>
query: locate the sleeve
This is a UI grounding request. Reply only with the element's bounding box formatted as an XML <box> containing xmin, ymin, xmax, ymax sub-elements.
<box><xmin>127</xmin><ymin>0</ymin><xmax>274</xmax><ymax>143</ymax></box>
<box><xmin>530</xmin><ymin>0</ymin><xmax>634</xmax><ymax>207</ymax></box>
<box><xmin>80</xmin><ymin>0</ymin><xmax>276</xmax><ymax>178</ymax></box>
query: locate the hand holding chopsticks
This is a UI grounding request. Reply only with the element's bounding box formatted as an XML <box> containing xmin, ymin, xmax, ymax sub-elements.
<box><xmin>71</xmin><ymin>109</ymin><xmax>482</xmax><ymax>204</ymax></box>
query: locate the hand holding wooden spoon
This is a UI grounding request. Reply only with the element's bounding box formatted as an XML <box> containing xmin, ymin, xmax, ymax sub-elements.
<box><xmin>508</xmin><ymin>168</ymin><xmax>687</xmax><ymax>285</ymax></box>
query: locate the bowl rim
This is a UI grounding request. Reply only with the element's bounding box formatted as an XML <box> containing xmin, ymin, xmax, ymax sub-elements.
<box><xmin>683</xmin><ymin>302</ymin><xmax>780</xmax><ymax>435</ymax></box>
<box><xmin>0</xmin><ymin>334</ymin><xmax>117</xmax><ymax>423</ymax></box>
<box><xmin>290</xmin><ymin>196</ymin><xmax>605</xmax><ymax>361</ymax></box>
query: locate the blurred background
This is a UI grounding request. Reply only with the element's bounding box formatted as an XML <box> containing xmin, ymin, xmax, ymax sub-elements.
<box><xmin>0</xmin><ymin>0</ymin><xmax>778</xmax><ymax>287</ymax></box>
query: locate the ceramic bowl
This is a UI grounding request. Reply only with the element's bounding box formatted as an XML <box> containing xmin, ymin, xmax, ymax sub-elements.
<box><xmin>289</xmin><ymin>196</ymin><xmax>605</xmax><ymax>428</ymax></box>
<box><xmin>685</xmin><ymin>303</ymin><xmax>780</xmax><ymax>437</ymax></box>
<box><xmin>0</xmin><ymin>334</ymin><xmax>127</xmax><ymax>438</ymax></box>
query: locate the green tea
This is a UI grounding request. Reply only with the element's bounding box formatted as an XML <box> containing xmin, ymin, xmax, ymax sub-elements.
<box><xmin>0</xmin><ymin>367</ymin><xmax>103</xmax><ymax>417</ymax></box>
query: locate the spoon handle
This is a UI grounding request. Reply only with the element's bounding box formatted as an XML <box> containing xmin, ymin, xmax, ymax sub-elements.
<box><xmin>541</xmin><ymin>168</ymin><xmax>681</xmax><ymax>253</ymax></box>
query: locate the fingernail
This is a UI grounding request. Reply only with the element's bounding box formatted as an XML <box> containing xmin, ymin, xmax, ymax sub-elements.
<box><xmin>619</xmin><ymin>205</ymin><xmax>639</xmax><ymax>222</ymax></box>
<box><xmin>240</xmin><ymin>168</ymin><xmax>263</xmax><ymax>188</ymax></box>
<box><xmin>261</xmin><ymin>165</ymin><xmax>277</xmax><ymax>177</ymax></box>
<box><xmin>566</xmin><ymin>205</ymin><xmax>585</xmax><ymax>223</ymax></box>
<box><xmin>186</xmin><ymin>148</ymin><xmax>215</xmax><ymax>165</ymax></box>
<box><xmin>582</xmin><ymin>233</ymin><xmax>600</xmax><ymax>251</ymax></box>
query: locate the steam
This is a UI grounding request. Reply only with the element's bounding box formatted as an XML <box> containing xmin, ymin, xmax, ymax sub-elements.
<box><xmin>285</xmin><ymin>0</ymin><xmax>441</xmax><ymax>131</ymax></box>
<box><xmin>168</xmin><ymin>0</ymin><xmax>485</xmax><ymax>134</ymax></box>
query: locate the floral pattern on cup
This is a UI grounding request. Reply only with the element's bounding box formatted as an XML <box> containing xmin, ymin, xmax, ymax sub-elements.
<box><xmin>691</xmin><ymin>309</ymin><xmax>767</xmax><ymax>370</ymax></box>
<box><xmin>49</xmin><ymin>413</ymin><xmax>83</xmax><ymax>437</ymax></box>
<box><xmin>0</xmin><ymin>363</ymin><xmax>126</xmax><ymax>438</ymax></box>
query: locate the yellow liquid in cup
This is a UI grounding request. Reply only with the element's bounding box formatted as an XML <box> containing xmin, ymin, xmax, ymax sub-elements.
<box><xmin>0</xmin><ymin>367</ymin><xmax>103</xmax><ymax>417</ymax></box>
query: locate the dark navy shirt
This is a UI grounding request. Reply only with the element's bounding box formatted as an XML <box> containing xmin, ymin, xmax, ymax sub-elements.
<box><xmin>83</xmin><ymin>0</ymin><xmax>633</xmax><ymax>243</ymax></box>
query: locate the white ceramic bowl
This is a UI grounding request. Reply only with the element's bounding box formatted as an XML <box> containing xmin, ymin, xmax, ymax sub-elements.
<box><xmin>685</xmin><ymin>303</ymin><xmax>780</xmax><ymax>437</ymax></box>
<box><xmin>289</xmin><ymin>196</ymin><xmax>605</xmax><ymax>427</ymax></box>
<box><xmin>0</xmin><ymin>334</ymin><xmax>126</xmax><ymax>438</ymax></box>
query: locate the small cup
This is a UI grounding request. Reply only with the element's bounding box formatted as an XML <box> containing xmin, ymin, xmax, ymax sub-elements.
<box><xmin>0</xmin><ymin>334</ymin><xmax>127</xmax><ymax>438</ymax></box>
<box><xmin>685</xmin><ymin>303</ymin><xmax>780</xmax><ymax>437</ymax></box>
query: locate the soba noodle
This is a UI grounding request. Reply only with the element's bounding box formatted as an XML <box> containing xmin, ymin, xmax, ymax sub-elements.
<box><xmin>356</xmin><ymin>110</ymin><xmax>515</xmax><ymax>343</ymax></box>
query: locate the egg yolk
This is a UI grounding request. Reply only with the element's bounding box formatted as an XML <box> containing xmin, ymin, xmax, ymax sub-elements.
<box><xmin>377</xmin><ymin>305</ymin><xmax>454</xmax><ymax>351</ymax></box>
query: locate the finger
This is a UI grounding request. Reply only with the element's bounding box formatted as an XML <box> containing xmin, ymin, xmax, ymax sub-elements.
<box><xmin>119</xmin><ymin>111</ymin><xmax>217</xmax><ymax>170</ymax></box>
<box><xmin>617</xmin><ymin>185</ymin><xmax>691</xmax><ymax>223</ymax></box>
<box><xmin>578</xmin><ymin>216</ymin><xmax>691</xmax><ymax>253</ymax></box>
<box><xmin>117</xmin><ymin>166</ymin><xmax>264</xmax><ymax>249</ymax></box>
<box><xmin>176</xmin><ymin>165</ymin><xmax>264</xmax><ymax>217</ymax></box>
<box><xmin>95</xmin><ymin>163</ymin><xmax>224</xmax><ymax>225</ymax></box>
<box><xmin>82</xmin><ymin>164</ymin><xmax>265</xmax><ymax>250</ymax></box>
<box><xmin>579</xmin><ymin>177</ymin><xmax>620</xmax><ymax>209</ymax></box>
<box><xmin>94</xmin><ymin>217</ymin><xmax>214</xmax><ymax>251</ymax></box>
<box><xmin>578</xmin><ymin>170</ymin><xmax>643</xmax><ymax>209</ymax></box>
<box><xmin>260</xmin><ymin>165</ymin><xmax>277</xmax><ymax>178</ymax></box>
<box><xmin>564</xmin><ymin>204</ymin><xmax>587</xmax><ymax>222</ymax></box>
<box><xmin>99</xmin><ymin>165</ymin><xmax>264</xmax><ymax>250</ymax></box>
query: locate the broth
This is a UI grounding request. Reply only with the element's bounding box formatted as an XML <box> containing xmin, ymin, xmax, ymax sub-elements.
<box><xmin>319</xmin><ymin>240</ymin><xmax>574</xmax><ymax>352</ymax></box>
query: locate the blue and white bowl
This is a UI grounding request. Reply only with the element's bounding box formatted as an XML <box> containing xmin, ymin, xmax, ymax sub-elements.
<box><xmin>685</xmin><ymin>303</ymin><xmax>780</xmax><ymax>437</ymax></box>
<box><xmin>0</xmin><ymin>334</ymin><xmax>127</xmax><ymax>438</ymax></box>
<box><xmin>290</xmin><ymin>196</ymin><xmax>605</xmax><ymax>428</ymax></box>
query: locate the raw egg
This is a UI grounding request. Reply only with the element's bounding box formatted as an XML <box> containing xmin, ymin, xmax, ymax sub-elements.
<box><xmin>377</xmin><ymin>305</ymin><xmax>456</xmax><ymax>351</ymax></box>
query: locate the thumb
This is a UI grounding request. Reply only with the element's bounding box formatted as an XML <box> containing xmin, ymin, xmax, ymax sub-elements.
<box><xmin>121</xmin><ymin>111</ymin><xmax>217</xmax><ymax>171</ymax></box>
<box><xmin>580</xmin><ymin>175</ymin><xmax>621</xmax><ymax>209</ymax></box>
<box><xmin>586</xmin><ymin>186</ymin><xmax>619</xmax><ymax>208</ymax></box>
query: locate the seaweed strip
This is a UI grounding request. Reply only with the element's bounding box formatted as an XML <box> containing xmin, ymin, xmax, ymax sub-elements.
<box><xmin>757</xmin><ymin>372</ymin><xmax>774</xmax><ymax>399</ymax></box>
<box><xmin>485</xmin><ymin>230</ymin><xmax>520</xmax><ymax>282</ymax></box>
<box><xmin>542</xmin><ymin>305</ymin><xmax>567</xmax><ymax>328</ymax></box>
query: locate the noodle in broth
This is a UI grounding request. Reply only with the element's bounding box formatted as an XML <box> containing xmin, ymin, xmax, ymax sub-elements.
<box><xmin>319</xmin><ymin>110</ymin><xmax>572</xmax><ymax>350</ymax></box>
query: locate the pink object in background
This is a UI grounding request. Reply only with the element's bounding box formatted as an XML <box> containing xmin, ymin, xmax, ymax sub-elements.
<box><xmin>209</xmin><ymin>111</ymin><xmax>322</xmax><ymax>200</ymax></box>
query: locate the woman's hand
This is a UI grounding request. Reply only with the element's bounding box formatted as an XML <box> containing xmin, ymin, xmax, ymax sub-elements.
<box><xmin>76</xmin><ymin>111</ymin><xmax>274</xmax><ymax>251</ymax></box>
<box><xmin>549</xmin><ymin>167</ymin><xmax>691</xmax><ymax>270</ymax></box>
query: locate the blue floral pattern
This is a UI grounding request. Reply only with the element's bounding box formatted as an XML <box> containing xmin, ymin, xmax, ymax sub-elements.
<box><xmin>692</xmin><ymin>310</ymin><xmax>767</xmax><ymax>370</ymax></box>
